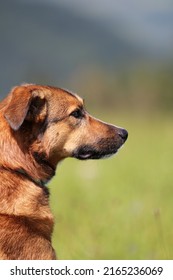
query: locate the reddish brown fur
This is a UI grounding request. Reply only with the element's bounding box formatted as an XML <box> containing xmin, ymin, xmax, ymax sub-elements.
<box><xmin>0</xmin><ymin>84</ymin><xmax>127</xmax><ymax>259</ymax></box>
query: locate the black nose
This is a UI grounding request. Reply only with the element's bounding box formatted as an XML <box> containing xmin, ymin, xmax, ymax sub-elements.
<box><xmin>118</xmin><ymin>128</ymin><xmax>128</xmax><ymax>142</ymax></box>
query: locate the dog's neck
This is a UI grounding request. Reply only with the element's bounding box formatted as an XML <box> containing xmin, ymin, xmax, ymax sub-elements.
<box><xmin>0</xmin><ymin>149</ymin><xmax>56</xmax><ymax>187</ymax></box>
<box><xmin>16</xmin><ymin>168</ymin><xmax>50</xmax><ymax>188</ymax></box>
<box><xmin>0</xmin><ymin>166</ymin><xmax>49</xmax><ymax>195</ymax></box>
<box><xmin>0</xmin><ymin>123</ymin><xmax>56</xmax><ymax>185</ymax></box>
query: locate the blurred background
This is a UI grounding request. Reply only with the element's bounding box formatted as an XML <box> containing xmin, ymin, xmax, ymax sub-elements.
<box><xmin>1</xmin><ymin>0</ymin><xmax>173</xmax><ymax>259</ymax></box>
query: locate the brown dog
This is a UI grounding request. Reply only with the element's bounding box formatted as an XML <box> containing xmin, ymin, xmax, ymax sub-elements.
<box><xmin>0</xmin><ymin>84</ymin><xmax>128</xmax><ymax>259</ymax></box>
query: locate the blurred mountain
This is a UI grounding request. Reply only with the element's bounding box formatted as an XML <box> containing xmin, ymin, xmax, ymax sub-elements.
<box><xmin>0</xmin><ymin>0</ymin><xmax>172</xmax><ymax>96</ymax></box>
<box><xmin>57</xmin><ymin>0</ymin><xmax>173</xmax><ymax>55</ymax></box>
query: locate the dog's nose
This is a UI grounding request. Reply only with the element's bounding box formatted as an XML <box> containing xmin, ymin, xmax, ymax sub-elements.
<box><xmin>118</xmin><ymin>128</ymin><xmax>128</xmax><ymax>142</ymax></box>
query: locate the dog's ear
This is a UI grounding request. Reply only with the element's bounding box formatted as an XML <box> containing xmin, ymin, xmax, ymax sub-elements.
<box><xmin>4</xmin><ymin>86</ymin><xmax>32</xmax><ymax>130</ymax></box>
<box><xmin>4</xmin><ymin>86</ymin><xmax>47</xmax><ymax>130</ymax></box>
<box><xmin>26</xmin><ymin>94</ymin><xmax>47</xmax><ymax>124</ymax></box>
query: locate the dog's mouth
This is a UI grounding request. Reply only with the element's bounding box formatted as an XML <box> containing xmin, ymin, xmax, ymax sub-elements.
<box><xmin>73</xmin><ymin>149</ymin><xmax>117</xmax><ymax>160</ymax></box>
<box><xmin>72</xmin><ymin>130</ymin><xmax>128</xmax><ymax>160</ymax></box>
<box><xmin>72</xmin><ymin>143</ymin><xmax>118</xmax><ymax>160</ymax></box>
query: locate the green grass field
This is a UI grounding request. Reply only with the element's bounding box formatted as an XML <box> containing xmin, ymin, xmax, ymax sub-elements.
<box><xmin>49</xmin><ymin>113</ymin><xmax>173</xmax><ymax>259</ymax></box>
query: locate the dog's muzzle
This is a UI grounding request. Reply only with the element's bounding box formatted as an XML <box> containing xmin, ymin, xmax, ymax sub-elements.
<box><xmin>72</xmin><ymin>127</ymin><xmax>128</xmax><ymax>160</ymax></box>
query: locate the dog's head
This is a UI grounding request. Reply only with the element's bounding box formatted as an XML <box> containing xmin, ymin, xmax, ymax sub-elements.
<box><xmin>3</xmin><ymin>84</ymin><xmax>128</xmax><ymax>170</ymax></box>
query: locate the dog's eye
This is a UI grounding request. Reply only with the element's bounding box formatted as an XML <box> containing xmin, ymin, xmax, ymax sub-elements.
<box><xmin>70</xmin><ymin>109</ymin><xmax>83</xmax><ymax>119</ymax></box>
